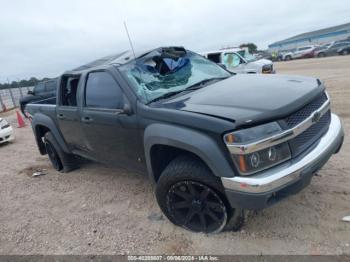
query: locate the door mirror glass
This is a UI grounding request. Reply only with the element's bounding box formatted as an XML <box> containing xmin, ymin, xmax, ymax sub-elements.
<box><xmin>223</xmin><ymin>53</ymin><xmax>241</xmax><ymax>69</ymax></box>
<box><xmin>27</xmin><ymin>90</ymin><xmax>34</xmax><ymax>95</ymax></box>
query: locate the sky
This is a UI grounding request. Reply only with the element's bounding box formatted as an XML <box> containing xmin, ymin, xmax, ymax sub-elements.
<box><xmin>0</xmin><ymin>0</ymin><xmax>349</xmax><ymax>82</ymax></box>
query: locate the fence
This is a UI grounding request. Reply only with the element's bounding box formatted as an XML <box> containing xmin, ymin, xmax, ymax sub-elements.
<box><xmin>0</xmin><ymin>86</ymin><xmax>34</xmax><ymax>112</ymax></box>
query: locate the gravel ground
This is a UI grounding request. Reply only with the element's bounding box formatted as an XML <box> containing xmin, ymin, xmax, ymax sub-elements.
<box><xmin>0</xmin><ymin>56</ymin><xmax>349</xmax><ymax>255</ymax></box>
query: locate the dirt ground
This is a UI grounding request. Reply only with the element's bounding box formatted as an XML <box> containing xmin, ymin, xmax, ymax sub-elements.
<box><xmin>0</xmin><ymin>56</ymin><xmax>349</xmax><ymax>255</ymax></box>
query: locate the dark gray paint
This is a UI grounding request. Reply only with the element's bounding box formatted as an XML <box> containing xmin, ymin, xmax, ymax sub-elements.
<box><xmin>26</xmin><ymin>47</ymin><xmax>325</xmax><ymax>181</ymax></box>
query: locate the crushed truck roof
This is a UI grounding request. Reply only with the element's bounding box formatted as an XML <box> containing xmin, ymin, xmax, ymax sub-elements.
<box><xmin>69</xmin><ymin>47</ymin><xmax>186</xmax><ymax>73</ymax></box>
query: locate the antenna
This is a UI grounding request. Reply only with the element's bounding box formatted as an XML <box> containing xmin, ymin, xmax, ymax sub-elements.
<box><xmin>123</xmin><ymin>21</ymin><xmax>137</xmax><ymax>60</ymax></box>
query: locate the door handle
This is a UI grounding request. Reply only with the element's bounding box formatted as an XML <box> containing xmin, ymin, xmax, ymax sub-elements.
<box><xmin>57</xmin><ymin>113</ymin><xmax>65</xmax><ymax>120</ymax></box>
<box><xmin>82</xmin><ymin>116</ymin><xmax>93</xmax><ymax>123</ymax></box>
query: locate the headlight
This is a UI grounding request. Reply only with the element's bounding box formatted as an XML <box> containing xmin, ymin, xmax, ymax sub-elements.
<box><xmin>224</xmin><ymin>122</ymin><xmax>291</xmax><ymax>175</ymax></box>
<box><xmin>0</xmin><ymin>119</ymin><xmax>10</xmax><ymax>129</ymax></box>
<box><xmin>231</xmin><ymin>143</ymin><xmax>291</xmax><ymax>174</ymax></box>
<box><xmin>224</xmin><ymin>122</ymin><xmax>281</xmax><ymax>144</ymax></box>
<box><xmin>262</xmin><ymin>64</ymin><xmax>273</xmax><ymax>73</ymax></box>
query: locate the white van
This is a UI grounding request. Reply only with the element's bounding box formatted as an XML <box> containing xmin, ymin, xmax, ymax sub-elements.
<box><xmin>201</xmin><ymin>48</ymin><xmax>275</xmax><ymax>74</ymax></box>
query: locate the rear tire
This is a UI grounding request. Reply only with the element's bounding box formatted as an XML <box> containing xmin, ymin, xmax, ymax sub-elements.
<box><xmin>341</xmin><ymin>50</ymin><xmax>349</xmax><ymax>55</ymax></box>
<box><xmin>44</xmin><ymin>132</ymin><xmax>78</xmax><ymax>173</ymax></box>
<box><xmin>155</xmin><ymin>155</ymin><xmax>244</xmax><ymax>233</ymax></box>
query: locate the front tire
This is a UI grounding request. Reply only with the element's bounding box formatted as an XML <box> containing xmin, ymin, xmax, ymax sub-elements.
<box><xmin>44</xmin><ymin>132</ymin><xmax>78</xmax><ymax>173</ymax></box>
<box><xmin>156</xmin><ymin>155</ymin><xmax>244</xmax><ymax>233</ymax></box>
<box><xmin>285</xmin><ymin>55</ymin><xmax>292</xmax><ymax>61</ymax></box>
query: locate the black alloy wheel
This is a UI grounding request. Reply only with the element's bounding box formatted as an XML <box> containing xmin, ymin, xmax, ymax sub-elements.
<box><xmin>167</xmin><ymin>181</ymin><xmax>227</xmax><ymax>233</ymax></box>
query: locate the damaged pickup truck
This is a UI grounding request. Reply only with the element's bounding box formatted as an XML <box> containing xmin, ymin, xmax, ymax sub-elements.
<box><xmin>26</xmin><ymin>47</ymin><xmax>344</xmax><ymax>233</ymax></box>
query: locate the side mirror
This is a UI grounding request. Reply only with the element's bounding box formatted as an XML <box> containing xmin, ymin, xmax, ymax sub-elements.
<box><xmin>28</xmin><ymin>90</ymin><xmax>34</xmax><ymax>95</ymax></box>
<box><xmin>120</xmin><ymin>95</ymin><xmax>133</xmax><ymax>116</ymax></box>
<box><xmin>122</xmin><ymin>101</ymin><xmax>133</xmax><ymax>115</ymax></box>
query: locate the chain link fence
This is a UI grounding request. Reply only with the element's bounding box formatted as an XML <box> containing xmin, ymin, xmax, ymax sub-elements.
<box><xmin>0</xmin><ymin>86</ymin><xmax>34</xmax><ymax>112</ymax></box>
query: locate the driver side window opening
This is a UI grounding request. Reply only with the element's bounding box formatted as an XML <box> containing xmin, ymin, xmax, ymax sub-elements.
<box><xmin>223</xmin><ymin>53</ymin><xmax>241</xmax><ymax>69</ymax></box>
<box><xmin>61</xmin><ymin>75</ymin><xmax>81</xmax><ymax>107</ymax></box>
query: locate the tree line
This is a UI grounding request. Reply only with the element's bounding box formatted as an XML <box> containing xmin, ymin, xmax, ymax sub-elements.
<box><xmin>0</xmin><ymin>77</ymin><xmax>51</xmax><ymax>90</ymax></box>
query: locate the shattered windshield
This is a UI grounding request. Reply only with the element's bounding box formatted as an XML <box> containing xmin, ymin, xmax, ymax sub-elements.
<box><xmin>119</xmin><ymin>48</ymin><xmax>231</xmax><ymax>103</ymax></box>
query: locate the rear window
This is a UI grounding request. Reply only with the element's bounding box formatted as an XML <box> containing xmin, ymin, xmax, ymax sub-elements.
<box><xmin>85</xmin><ymin>71</ymin><xmax>123</xmax><ymax>109</ymax></box>
<box><xmin>333</xmin><ymin>42</ymin><xmax>350</xmax><ymax>48</ymax></box>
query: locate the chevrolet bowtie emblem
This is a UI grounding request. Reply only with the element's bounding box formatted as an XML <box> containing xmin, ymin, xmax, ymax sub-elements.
<box><xmin>312</xmin><ymin>111</ymin><xmax>321</xmax><ymax>123</ymax></box>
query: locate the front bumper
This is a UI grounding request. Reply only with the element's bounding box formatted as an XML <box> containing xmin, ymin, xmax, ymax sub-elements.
<box><xmin>262</xmin><ymin>69</ymin><xmax>276</xmax><ymax>74</ymax></box>
<box><xmin>0</xmin><ymin>126</ymin><xmax>15</xmax><ymax>144</ymax></box>
<box><xmin>222</xmin><ymin>113</ymin><xmax>344</xmax><ymax>210</ymax></box>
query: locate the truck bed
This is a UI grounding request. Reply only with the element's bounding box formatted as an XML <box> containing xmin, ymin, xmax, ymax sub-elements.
<box><xmin>26</xmin><ymin>97</ymin><xmax>57</xmax><ymax>120</ymax></box>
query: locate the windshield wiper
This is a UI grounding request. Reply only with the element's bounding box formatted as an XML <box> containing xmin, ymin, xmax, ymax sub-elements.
<box><xmin>147</xmin><ymin>90</ymin><xmax>186</xmax><ymax>104</ymax></box>
<box><xmin>185</xmin><ymin>76</ymin><xmax>230</xmax><ymax>91</ymax></box>
<box><xmin>147</xmin><ymin>76</ymin><xmax>230</xmax><ymax>104</ymax></box>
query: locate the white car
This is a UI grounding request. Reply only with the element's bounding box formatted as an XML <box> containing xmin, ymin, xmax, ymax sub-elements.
<box><xmin>282</xmin><ymin>45</ymin><xmax>316</xmax><ymax>61</ymax></box>
<box><xmin>0</xmin><ymin>118</ymin><xmax>15</xmax><ymax>144</ymax></box>
<box><xmin>201</xmin><ymin>48</ymin><xmax>275</xmax><ymax>74</ymax></box>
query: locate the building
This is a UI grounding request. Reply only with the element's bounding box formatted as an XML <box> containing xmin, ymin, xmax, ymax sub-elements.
<box><xmin>268</xmin><ymin>23</ymin><xmax>350</xmax><ymax>52</ymax></box>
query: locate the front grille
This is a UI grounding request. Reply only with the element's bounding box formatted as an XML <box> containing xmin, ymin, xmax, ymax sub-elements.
<box><xmin>285</xmin><ymin>92</ymin><xmax>328</xmax><ymax>128</ymax></box>
<box><xmin>282</xmin><ymin>91</ymin><xmax>330</xmax><ymax>157</ymax></box>
<box><xmin>289</xmin><ymin>110</ymin><xmax>331</xmax><ymax>156</ymax></box>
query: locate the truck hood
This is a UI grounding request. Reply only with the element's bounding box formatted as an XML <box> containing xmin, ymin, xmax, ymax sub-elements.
<box><xmin>160</xmin><ymin>74</ymin><xmax>324</xmax><ymax>126</ymax></box>
<box><xmin>250</xmin><ymin>58</ymin><xmax>272</xmax><ymax>66</ymax></box>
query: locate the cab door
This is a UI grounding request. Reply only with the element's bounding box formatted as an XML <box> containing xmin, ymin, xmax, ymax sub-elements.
<box><xmin>56</xmin><ymin>75</ymin><xmax>86</xmax><ymax>153</ymax></box>
<box><xmin>79</xmin><ymin>70</ymin><xmax>145</xmax><ymax>172</ymax></box>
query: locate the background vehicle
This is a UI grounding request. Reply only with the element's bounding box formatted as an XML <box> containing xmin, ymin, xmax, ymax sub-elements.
<box><xmin>0</xmin><ymin>118</ymin><xmax>14</xmax><ymax>144</ymax></box>
<box><xmin>338</xmin><ymin>44</ymin><xmax>350</xmax><ymax>55</ymax></box>
<box><xmin>201</xmin><ymin>48</ymin><xmax>274</xmax><ymax>74</ymax></box>
<box><xmin>283</xmin><ymin>45</ymin><xmax>315</xmax><ymax>60</ymax></box>
<box><xmin>19</xmin><ymin>78</ymin><xmax>58</xmax><ymax>116</ymax></box>
<box><xmin>26</xmin><ymin>47</ymin><xmax>343</xmax><ymax>234</ymax></box>
<box><xmin>315</xmin><ymin>41</ymin><xmax>350</xmax><ymax>57</ymax></box>
<box><xmin>313</xmin><ymin>43</ymin><xmax>332</xmax><ymax>57</ymax></box>
<box><xmin>254</xmin><ymin>50</ymin><xmax>272</xmax><ymax>60</ymax></box>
